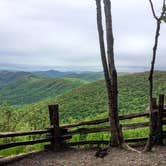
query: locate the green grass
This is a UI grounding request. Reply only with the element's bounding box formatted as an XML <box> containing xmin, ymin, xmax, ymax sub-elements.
<box><xmin>0</xmin><ymin>143</ymin><xmax>46</xmax><ymax>157</ymax></box>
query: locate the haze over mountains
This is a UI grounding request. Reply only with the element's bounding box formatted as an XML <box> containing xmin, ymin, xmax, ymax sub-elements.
<box><xmin>1</xmin><ymin>63</ymin><xmax>166</xmax><ymax>73</ymax></box>
<box><xmin>0</xmin><ymin>70</ymin><xmax>104</xmax><ymax>85</ymax></box>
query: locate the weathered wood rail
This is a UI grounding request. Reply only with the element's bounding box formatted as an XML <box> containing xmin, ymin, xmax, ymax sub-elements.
<box><xmin>61</xmin><ymin>112</ymin><xmax>149</xmax><ymax>129</ymax></box>
<box><xmin>0</xmin><ymin>94</ymin><xmax>165</xmax><ymax>152</ymax></box>
<box><xmin>0</xmin><ymin>129</ymin><xmax>51</xmax><ymax>138</ymax></box>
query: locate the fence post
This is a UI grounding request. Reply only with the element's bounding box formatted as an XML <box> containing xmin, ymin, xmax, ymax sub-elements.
<box><xmin>151</xmin><ymin>98</ymin><xmax>158</xmax><ymax>137</ymax></box>
<box><xmin>157</xmin><ymin>94</ymin><xmax>164</xmax><ymax>145</ymax></box>
<box><xmin>48</xmin><ymin>104</ymin><xmax>61</xmax><ymax>151</ymax></box>
<box><xmin>144</xmin><ymin>98</ymin><xmax>158</xmax><ymax>151</ymax></box>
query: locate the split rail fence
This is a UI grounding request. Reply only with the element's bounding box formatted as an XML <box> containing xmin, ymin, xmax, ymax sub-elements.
<box><xmin>0</xmin><ymin>94</ymin><xmax>165</xmax><ymax>151</ymax></box>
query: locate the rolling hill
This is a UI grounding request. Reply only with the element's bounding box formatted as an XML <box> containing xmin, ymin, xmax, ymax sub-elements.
<box><xmin>0</xmin><ymin>71</ymin><xmax>165</xmax><ymax>156</ymax></box>
<box><xmin>33</xmin><ymin>70</ymin><xmax>75</xmax><ymax>78</ymax></box>
<box><xmin>0</xmin><ymin>70</ymin><xmax>128</xmax><ymax>105</ymax></box>
<box><xmin>0</xmin><ymin>71</ymin><xmax>32</xmax><ymax>88</ymax></box>
<box><xmin>33</xmin><ymin>70</ymin><xmax>104</xmax><ymax>82</ymax></box>
<box><xmin>33</xmin><ymin>70</ymin><xmax>127</xmax><ymax>82</ymax></box>
<box><xmin>0</xmin><ymin>74</ymin><xmax>86</xmax><ymax>105</ymax></box>
<box><xmin>9</xmin><ymin>71</ymin><xmax>165</xmax><ymax>127</ymax></box>
<box><xmin>55</xmin><ymin>71</ymin><xmax>166</xmax><ymax>124</ymax></box>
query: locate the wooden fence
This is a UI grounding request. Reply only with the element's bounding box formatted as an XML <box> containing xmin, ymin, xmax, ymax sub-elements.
<box><xmin>0</xmin><ymin>94</ymin><xmax>165</xmax><ymax>152</ymax></box>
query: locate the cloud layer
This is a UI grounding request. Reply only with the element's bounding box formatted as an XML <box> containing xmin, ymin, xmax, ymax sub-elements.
<box><xmin>0</xmin><ymin>0</ymin><xmax>165</xmax><ymax>71</ymax></box>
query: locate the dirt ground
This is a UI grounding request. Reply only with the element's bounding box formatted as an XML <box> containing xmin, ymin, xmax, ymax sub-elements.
<box><xmin>4</xmin><ymin>146</ymin><xmax>166</xmax><ymax>166</ymax></box>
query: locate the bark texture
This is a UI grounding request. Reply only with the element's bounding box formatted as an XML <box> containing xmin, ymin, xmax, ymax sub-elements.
<box><xmin>145</xmin><ymin>0</ymin><xmax>166</xmax><ymax>151</ymax></box>
<box><xmin>95</xmin><ymin>0</ymin><xmax>111</xmax><ymax>92</ymax></box>
<box><xmin>95</xmin><ymin>0</ymin><xmax>123</xmax><ymax>146</ymax></box>
<box><xmin>103</xmin><ymin>0</ymin><xmax>123</xmax><ymax>146</ymax></box>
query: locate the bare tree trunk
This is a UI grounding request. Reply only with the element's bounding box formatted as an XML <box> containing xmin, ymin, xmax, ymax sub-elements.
<box><xmin>95</xmin><ymin>0</ymin><xmax>111</xmax><ymax>93</ymax></box>
<box><xmin>95</xmin><ymin>0</ymin><xmax>123</xmax><ymax>146</ymax></box>
<box><xmin>149</xmin><ymin>21</ymin><xmax>161</xmax><ymax>110</ymax></box>
<box><xmin>103</xmin><ymin>0</ymin><xmax>123</xmax><ymax>146</ymax></box>
<box><xmin>144</xmin><ymin>0</ymin><xmax>165</xmax><ymax>151</ymax></box>
<box><xmin>145</xmin><ymin>20</ymin><xmax>161</xmax><ymax>151</ymax></box>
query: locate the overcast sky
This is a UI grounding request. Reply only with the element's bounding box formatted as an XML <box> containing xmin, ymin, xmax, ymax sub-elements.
<box><xmin>0</xmin><ymin>0</ymin><xmax>165</xmax><ymax>71</ymax></box>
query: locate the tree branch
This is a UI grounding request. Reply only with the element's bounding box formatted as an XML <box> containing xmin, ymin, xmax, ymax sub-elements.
<box><xmin>148</xmin><ymin>0</ymin><xmax>159</xmax><ymax>20</ymax></box>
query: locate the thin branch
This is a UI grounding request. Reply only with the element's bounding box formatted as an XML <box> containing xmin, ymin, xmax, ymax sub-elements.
<box><xmin>148</xmin><ymin>0</ymin><xmax>159</xmax><ymax>20</ymax></box>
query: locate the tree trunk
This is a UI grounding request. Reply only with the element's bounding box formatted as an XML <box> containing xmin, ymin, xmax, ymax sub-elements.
<box><xmin>95</xmin><ymin>0</ymin><xmax>111</xmax><ymax>93</ymax></box>
<box><xmin>103</xmin><ymin>0</ymin><xmax>122</xmax><ymax>146</ymax></box>
<box><xmin>145</xmin><ymin>19</ymin><xmax>161</xmax><ymax>151</ymax></box>
<box><xmin>149</xmin><ymin>20</ymin><xmax>161</xmax><ymax>109</ymax></box>
<box><xmin>95</xmin><ymin>0</ymin><xmax>123</xmax><ymax>146</ymax></box>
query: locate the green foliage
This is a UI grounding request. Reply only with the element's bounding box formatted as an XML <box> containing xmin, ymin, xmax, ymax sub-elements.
<box><xmin>56</xmin><ymin>71</ymin><xmax>166</xmax><ymax>124</ymax></box>
<box><xmin>1</xmin><ymin>71</ymin><xmax>164</xmax><ymax>130</ymax></box>
<box><xmin>63</xmin><ymin>72</ymin><xmax>127</xmax><ymax>82</ymax></box>
<box><xmin>161</xmin><ymin>5</ymin><xmax>166</xmax><ymax>22</ymax></box>
<box><xmin>65</xmin><ymin>72</ymin><xmax>104</xmax><ymax>82</ymax></box>
<box><xmin>0</xmin><ymin>104</ymin><xmax>19</xmax><ymax>132</ymax></box>
<box><xmin>0</xmin><ymin>75</ymin><xmax>85</xmax><ymax>105</ymax></box>
<box><xmin>0</xmin><ymin>71</ymin><xmax>165</xmax><ymax>156</ymax></box>
<box><xmin>0</xmin><ymin>71</ymin><xmax>32</xmax><ymax>88</ymax></box>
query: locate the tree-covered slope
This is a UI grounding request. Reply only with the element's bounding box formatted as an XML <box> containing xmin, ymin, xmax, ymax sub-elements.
<box><xmin>33</xmin><ymin>70</ymin><xmax>104</xmax><ymax>82</ymax></box>
<box><xmin>0</xmin><ymin>71</ymin><xmax>32</xmax><ymax>88</ymax></box>
<box><xmin>33</xmin><ymin>70</ymin><xmax>75</xmax><ymax>78</ymax></box>
<box><xmin>64</xmin><ymin>72</ymin><xmax>104</xmax><ymax>82</ymax></box>
<box><xmin>0</xmin><ymin>75</ymin><xmax>86</xmax><ymax>105</ymax></box>
<box><xmin>0</xmin><ymin>71</ymin><xmax>165</xmax><ymax>157</ymax></box>
<box><xmin>55</xmin><ymin>71</ymin><xmax>165</xmax><ymax>124</ymax></box>
<box><xmin>0</xmin><ymin>71</ymin><xmax>165</xmax><ymax>130</ymax></box>
<box><xmin>33</xmin><ymin>70</ymin><xmax>128</xmax><ymax>82</ymax></box>
<box><xmin>6</xmin><ymin>71</ymin><xmax>164</xmax><ymax>128</ymax></box>
<box><xmin>65</xmin><ymin>72</ymin><xmax>128</xmax><ymax>82</ymax></box>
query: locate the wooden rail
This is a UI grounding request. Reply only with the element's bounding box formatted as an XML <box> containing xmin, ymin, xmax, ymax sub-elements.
<box><xmin>0</xmin><ymin>138</ymin><xmax>51</xmax><ymax>151</ymax></box>
<box><xmin>61</xmin><ymin>112</ymin><xmax>149</xmax><ymax>129</ymax></box>
<box><xmin>61</xmin><ymin>118</ymin><xmax>109</xmax><ymax>128</ymax></box>
<box><xmin>64</xmin><ymin>122</ymin><xmax>149</xmax><ymax>137</ymax></box>
<box><xmin>0</xmin><ymin>135</ymin><xmax>71</xmax><ymax>151</ymax></box>
<box><xmin>0</xmin><ymin>129</ymin><xmax>51</xmax><ymax>139</ymax></box>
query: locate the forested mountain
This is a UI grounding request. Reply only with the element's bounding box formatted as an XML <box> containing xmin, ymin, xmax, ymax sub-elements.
<box><xmin>33</xmin><ymin>70</ymin><xmax>104</xmax><ymax>81</ymax></box>
<box><xmin>2</xmin><ymin>71</ymin><xmax>164</xmax><ymax>127</ymax></box>
<box><xmin>0</xmin><ymin>71</ymin><xmax>165</xmax><ymax>156</ymax></box>
<box><xmin>0</xmin><ymin>70</ymin><xmax>109</xmax><ymax>105</ymax></box>
<box><xmin>41</xmin><ymin>71</ymin><xmax>166</xmax><ymax>124</ymax></box>
<box><xmin>0</xmin><ymin>74</ymin><xmax>85</xmax><ymax>105</ymax></box>
<box><xmin>33</xmin><ymin>70</ymin><xmax>127</xmax><ymax>82</ymax></box>
<box><xmin>0</xmin><ymin>71</ymin><xmax>32</xmax><ymax>88</ymax></box>
<box><xmin>33</xmin><ymin>70</ymin><xmax>75</xmax><ymax>78</ymax></box>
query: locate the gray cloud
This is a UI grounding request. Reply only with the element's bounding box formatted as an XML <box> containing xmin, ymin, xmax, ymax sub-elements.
<box><xmin>0</xmin><ymin>0</ymin><xmax>165</xmax><ymax>71</ymax></box>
